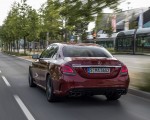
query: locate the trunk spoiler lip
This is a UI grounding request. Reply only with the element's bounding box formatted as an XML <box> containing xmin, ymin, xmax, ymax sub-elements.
<box><xmin>72</xmin><ymin>64</ymin><xmax>122</xmax><ymax>68</ymax></box>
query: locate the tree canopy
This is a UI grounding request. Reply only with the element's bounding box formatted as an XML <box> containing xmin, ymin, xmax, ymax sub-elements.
<box><xmin>0</xmin><ymin>0</ymin><xmax>122</xmax><ymax>52</ymax></box>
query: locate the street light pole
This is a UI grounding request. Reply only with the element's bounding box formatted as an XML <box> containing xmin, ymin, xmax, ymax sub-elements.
<box><xmin>124</xmin><ymin>2</ymin><xmax>131</xmax><ymax>31</ymax></box>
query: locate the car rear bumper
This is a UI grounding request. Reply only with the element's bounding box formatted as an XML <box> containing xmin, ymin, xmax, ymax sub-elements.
<box><xmin>68</xmin><ymin>87</ymin><xmax>128</xmax><ymax>97</ymax></box>
<box><xmin>54</xmin><ymin>75</ymin><xmax>130</xmax><ymax>96</ymax></box>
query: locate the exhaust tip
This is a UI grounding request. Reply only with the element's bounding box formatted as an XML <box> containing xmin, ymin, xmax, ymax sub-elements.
<box><xmin>69</xmin><ymin>92</ymin><xmax>82</xmax><ymax>97</ymax></box>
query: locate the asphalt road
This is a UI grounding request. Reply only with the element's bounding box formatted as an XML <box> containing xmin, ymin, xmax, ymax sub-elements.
<box><xmin>0</xmin><ymin>52</ymin><xmax>150</xmax><ymax>120</ymax></box>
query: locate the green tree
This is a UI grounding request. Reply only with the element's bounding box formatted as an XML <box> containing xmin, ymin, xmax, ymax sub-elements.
<box><xmin>39</xmin><ymin>0</ymin><xmax>62</xmax><ymax>45</ymax></box>
<box><xmin>0</xmin><ymin>0</ymin><xmax>123</xmax><ymax>52</ymax></box>
<box><xmin>18</xmin><ymin>0</ymin><xmax>32</xmax><ymax>54</ymax></box>
<box><xmin>0</xmin><ymin>8</ymin><xmax>19</xmax><ymax>52</ymax></box>
<box><xmin>129</xmin><ymin>12</ymin><xmax>138</xmax><ymax>29</ymax></box>
<box><xmin>0</xmin><ymin>0</ymin><xmax>41</xmax><ymax>53</ymax></box>
<box><xmin>59</xmin><ymin>0</ymin><xmax>121</xmax><ymax>42</ymax></box>
<box><xmin>95</xmin><ymin>13</ymin><xmax>114</xmax><ymax>37</ymax></box>
<box><xmin>27</xmin><ymin>8</ymin><xmax>40</xmax><ymax>51</ymax></box>
<box><xmin>7</xmin><ymin>2</ymin><xmax>21</xmax><ymax>52</ymax></box>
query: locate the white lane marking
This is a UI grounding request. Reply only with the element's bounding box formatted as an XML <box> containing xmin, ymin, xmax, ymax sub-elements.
<box><xmin>14</xmin><ymin>95</ymin><xmax>35</xmax><ymax>120</ymax></box>
<box><xmin>2</xmin><ymin>76</ymin><xmax>11</xmax><ymax>87</ymax></box>
<box><xmin>0</xmin><ymin>70</ymin><xmax>1</xmax><ymax>73</ymax></box>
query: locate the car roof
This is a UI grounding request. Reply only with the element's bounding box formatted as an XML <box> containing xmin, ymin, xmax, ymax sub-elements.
<box><xmin>52</xmin><ymin>42</ymin><xmax>101</xmax><ymax>47</ymax></box>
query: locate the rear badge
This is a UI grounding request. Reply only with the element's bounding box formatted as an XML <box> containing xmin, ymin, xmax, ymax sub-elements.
<box><xmin>98</xmin><ymin>61</ymin><xmax>102</xmax><ymax>65</ymax></box>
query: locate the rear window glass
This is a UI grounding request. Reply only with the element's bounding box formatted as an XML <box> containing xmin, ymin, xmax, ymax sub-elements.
<box><xmin>63</xmin><ymin>45</ymin><xmax>113</xmax><ymax>58</ymax></box>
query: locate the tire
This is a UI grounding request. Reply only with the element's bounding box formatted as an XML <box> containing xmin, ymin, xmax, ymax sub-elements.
<box><xmin>46</xmin><ymin>75</ymin><xmax>58</xmax><ymax>102</ymax></box>
<box><xmin>28</xmin><ymin>71</ymin><xmax>36</xmax><ymax>87</ymax></box>
<box><xmin>106</xmin><ymin>94</ymin><xmax>121</xmax><ymax>101</ymax></box>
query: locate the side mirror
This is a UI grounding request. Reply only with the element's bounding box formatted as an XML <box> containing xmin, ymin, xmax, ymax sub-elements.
<box><xmin>32</xmin><ymin>54</ymin><xmax>39</xmax><ymax>59</ymax></box>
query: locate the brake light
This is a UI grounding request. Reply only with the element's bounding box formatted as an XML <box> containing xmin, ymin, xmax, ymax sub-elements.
<box><xmin>121</xmin><ymin>65</ymin><xmax>128</xmax><ymax>74</ymax></box>
<box><xmin>60</xmin><ymin>65</ymin><xmax>74</xmax><ymax>74</ymax></box>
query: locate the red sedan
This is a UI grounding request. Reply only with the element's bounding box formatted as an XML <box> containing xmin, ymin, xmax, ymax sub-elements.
<box><xmin>29</xmin><ymin>43</ymin><xmax>129</xmax><ymax>102</ymax></box>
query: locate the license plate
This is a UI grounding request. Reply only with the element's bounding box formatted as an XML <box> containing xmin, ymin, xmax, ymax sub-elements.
<box><xmin>88</xmin><ymin>68</ymin><xmax>110</xmax><ymax>73</ymax></box>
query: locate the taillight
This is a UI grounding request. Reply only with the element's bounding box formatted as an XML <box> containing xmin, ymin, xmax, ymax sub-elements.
<box><xmin>60</xmin><ymin>65</ymin><xmax>75</xmax><ymax>75</ymax></box>
<box><xmin>121</xmin><ymin>65</ymin><xmax>128</xmax><ymax>75</ymax></box>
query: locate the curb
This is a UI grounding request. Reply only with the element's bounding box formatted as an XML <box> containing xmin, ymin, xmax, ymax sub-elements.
<box><xmin>128</xmin><ymin>88</ymin><xmax>150</xmax><ymax>100</ymax></box>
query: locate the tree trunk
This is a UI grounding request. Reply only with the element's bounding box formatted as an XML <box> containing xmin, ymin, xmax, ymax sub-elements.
<box><xmin>17</xmin><ymin>40</ymin><xmax>19</xmax><ymax>53</ymax></box>
<box><xmin>24</xmin><ymin>36</ymin><xmax>26</xmax><ymax>54</ymax></box>
<box><xmin>13</xmin><ymin>40</ymin><xmax>15</xmax><ymax>52</ymax></box>
<box><xmin>8</xmin><ymin>43</ymin><xmax>10</xmax><ymax>52</ymax></box>
<box><xmin>10</xmin><ymin>42</ymin><xmax>12</xmax><ymax>53</ymax></box>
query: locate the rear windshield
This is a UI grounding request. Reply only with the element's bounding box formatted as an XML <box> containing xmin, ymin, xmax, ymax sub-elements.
<box><xmin>63</xmin><ymin>45</ymin><xmax>113</xmax><ymax>58</ymax></box>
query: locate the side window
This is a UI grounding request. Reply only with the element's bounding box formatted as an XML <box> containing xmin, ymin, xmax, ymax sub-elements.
<box><xmin>40</xmin><ymin>46</ymin><xmax>52</xmax><ymax>58</ymax></box>
<box><xmin>40</xmin><ymin>45</ymin><xmax>59</xmax><ymax>59</ymax></box>
<box><xmin>50</xmin><ymin>45</ymin><xmax>59</xmax><ymax>59</ymax></box>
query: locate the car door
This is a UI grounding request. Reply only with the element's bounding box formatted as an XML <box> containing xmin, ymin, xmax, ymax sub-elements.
<box><xmin>31</xmin><ymin>60</ymin><xmax>41</xmax><ymax>83</ymax></box>
<box><xmin>39</xmin><ymin>44</ymin><xmax>59</xmax><ymax>88</ymax></box>
<box><xmin>37</xmin><ymin>45</ymin><xmax>52</xmax><ymax>87</ymax></box>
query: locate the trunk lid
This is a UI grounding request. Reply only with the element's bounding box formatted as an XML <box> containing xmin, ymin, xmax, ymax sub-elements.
<box><xmin>65</xmin><ymin>57</ymin><xmax>122</xmax><ymax>79</ymax></box>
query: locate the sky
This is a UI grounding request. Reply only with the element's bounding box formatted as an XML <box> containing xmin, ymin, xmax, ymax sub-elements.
<box><xmin>0</xmin><ymin>0</ymin><xmax>47</xmax><ymax>25</ymax></box>
<box><xmin>0</xmin><ymin>0</ymin><xmax>150</xmax><ymax>28</ymax></box>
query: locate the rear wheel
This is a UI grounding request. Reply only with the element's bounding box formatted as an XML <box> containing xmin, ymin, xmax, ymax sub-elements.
<box><xmin>46</xmin><ymin>75</ymin><xmax>58</xmax><ymax>102</ymax></box>
<box><xmin>28</xmin><ymin>71</ymin><xmax>36</xmax><ymax>87</ymax></box>
<box><xmin>106</xmin><ymin>94</ymin><xmax>121</xmax><ymax>101</ymax></box>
